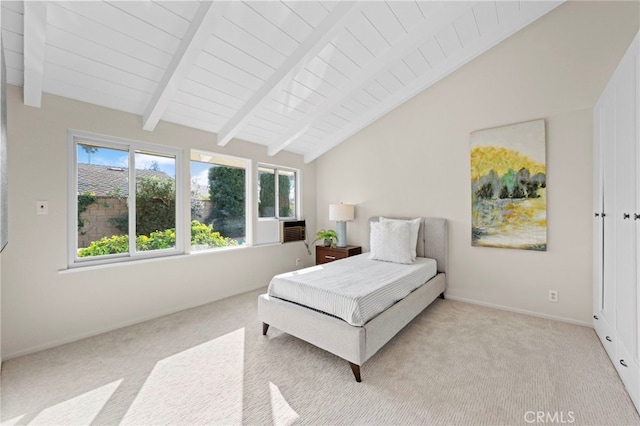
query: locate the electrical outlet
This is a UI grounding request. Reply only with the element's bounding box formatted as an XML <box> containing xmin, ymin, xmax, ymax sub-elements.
<box><xmin>36</xmin><ymin>200</ymin><xmax>48</xmax><ymax>215</ymax></box>
<box><xmin>295</xmin><ymin>258</ymin><xmax>302</xmax><ymax>267</ymax></box>
<box><xmin>548</xmin><ymin>290</ymin><xmax>558</xmax><ymax>303</ymax></box>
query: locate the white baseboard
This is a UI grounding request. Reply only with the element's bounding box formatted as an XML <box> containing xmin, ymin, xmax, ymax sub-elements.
<box><xmin>5</xmin><ymin>288</ymin><xmax>592</xmax><ymax>360</ymax></box>
<box><xmin>444</xmin><ymin>294</ymin><xmax>593</xmax><ymax>328</ymax></box>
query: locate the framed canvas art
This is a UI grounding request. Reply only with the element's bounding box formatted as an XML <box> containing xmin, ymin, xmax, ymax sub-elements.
<box><xmin>471</xmin><ymin>119</ymin><xmax>546</xmax><ymax>251</ymax></box>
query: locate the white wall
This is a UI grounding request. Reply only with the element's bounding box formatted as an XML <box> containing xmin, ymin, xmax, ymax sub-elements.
<box><xmin>1</xmin><ymin>87</ymin><xmax>316</xmax><ymax>358</ymax></box>
<box><xmin>315</xmin><ymin>1</ymin><xmax>639</xmax><ymax>325</ymax></box>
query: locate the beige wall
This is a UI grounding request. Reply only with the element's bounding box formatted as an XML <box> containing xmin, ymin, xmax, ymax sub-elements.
<box><xmin>315</xmin><ymin>1</ymin><xmax>639</xmax><ymax>325</ymax></box>
<box><xmin>1</xmin><ymin>86</ymin><xmax>316</xmax><ymax>358</ymax></box>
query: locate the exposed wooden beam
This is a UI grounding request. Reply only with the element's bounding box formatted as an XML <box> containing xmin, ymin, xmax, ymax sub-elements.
<box><xmin>142</xmin><ymin>1</ymin><xmax>227</xmax><ymax>131</ymax></box>
<box><xmin>216</xmin><ymin>1</ymin><xmax>358</xmax><ymax>147</ymax></box>
<box><xmin>303</xmin><ymin>1</ymin><xmax>564</xmax><ymax>163</ymax></box>
<box><xmin>267</xmin><ymin>1</ymin><xmax>475</xmax><ymax>157</ymax></box>
<box><xmin>23</xmin><ymin>1</ymin><xmax>47</xmax><ymax>108</ymax></box>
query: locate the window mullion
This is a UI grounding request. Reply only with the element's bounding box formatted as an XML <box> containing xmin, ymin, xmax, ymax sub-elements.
<box><xmin>69</xmin><ymin>135</ymin><xmax>79</xmax><ymax>264</ymax></box>
<box><xmin>128</xmin><ymin>150</ymin><xmax>136</xmax><ymax>256</ymax></box>
<box><xmin>245</xmin><ymin>159</ymin><xmax>253</xmax><ymax>246</ymax></box>
<box><xmin>274</xmin><ymin>168</ymin><xmax>280</xmax><ymax>219</ymax></box>
<box><xmin>173</xmin><ymin>150</ymin><xmax>184</xmax><ymax>253</ymax></box>
<box><xmin>181</xmin><ymin>151</ymin><xmax>191</xmax><ymax>254</ymax></box>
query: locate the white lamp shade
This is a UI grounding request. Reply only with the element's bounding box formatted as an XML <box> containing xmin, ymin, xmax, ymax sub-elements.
<box><xmin>329</xmin><ymin>204</ymin><xmax>355</xmax><ymax>221</ymax></box>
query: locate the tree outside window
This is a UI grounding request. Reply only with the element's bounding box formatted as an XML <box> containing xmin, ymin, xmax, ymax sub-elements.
<box><xmin>190</xmin><ymin>151</ymin><xmax>249</xmax><ymax>250</ymax></box>
<box><xmin>258</xmin><ymin>165</ymin><xmax>296</xmax><ymax>219</ymax></box>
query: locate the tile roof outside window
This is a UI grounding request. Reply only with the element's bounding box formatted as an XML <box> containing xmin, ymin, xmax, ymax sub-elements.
<box><xmin>77</xmin><ymin>163</ymin><xmax>171</xmax><ymax>197</ymax></box>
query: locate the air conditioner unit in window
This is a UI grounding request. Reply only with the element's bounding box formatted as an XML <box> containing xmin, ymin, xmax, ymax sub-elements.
<box><xmin>280</xmin><ymin>220</ymin><xmax>306</xmax><ymax>243</ymax></box>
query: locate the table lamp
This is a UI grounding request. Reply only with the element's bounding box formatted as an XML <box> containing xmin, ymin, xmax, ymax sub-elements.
<box><xmin>329</xmin><ymin>203</ymin><xmax>355</xmax><ymax>248</ymax></box>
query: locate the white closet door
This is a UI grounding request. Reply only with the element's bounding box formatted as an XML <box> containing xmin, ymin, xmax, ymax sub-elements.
<box><xmin>593</xmin><ymin>31</ymin><xmax>640</xmax><ymax>413</ymax></box>
<box><xmin>593</xmin><ymin>102</ymin><xmax>604</xmax><ymax>313</ymax></box>
<box><xmin>602</xmin><ymin>86</ymin><xmax>617</xmax><ymax>328</ymax></box>
<box><xmin>614</xmin><ymin>43</ymin><xmax>638</xmax><ymax>359</ymax></box>
<box><xmin>636</xmin><ymin>52</ymin><xmax>640</xmax><ymax>365</ymax></box>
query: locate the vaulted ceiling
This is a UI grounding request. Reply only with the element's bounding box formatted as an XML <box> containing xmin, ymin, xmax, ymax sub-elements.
<box><xmin>1</xmin><ymin>1</ymin><xmax>563</xmax><ymax>163</ymax></box>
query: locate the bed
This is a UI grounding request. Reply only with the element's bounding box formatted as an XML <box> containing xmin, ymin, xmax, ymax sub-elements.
<box><xmin>258</xmin><ymin>216</ymin><xmax>448</xmax><ymax>382</ymax></box>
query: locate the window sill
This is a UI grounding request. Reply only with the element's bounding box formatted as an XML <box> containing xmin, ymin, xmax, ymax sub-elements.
<box><xmin>58</xmin><ymin>242</ymin><xmax>293</xmax><ymax>274</ymax></box>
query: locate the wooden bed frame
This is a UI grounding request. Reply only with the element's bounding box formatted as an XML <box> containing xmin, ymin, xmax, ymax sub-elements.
<box><xmin>258</xmin><ymin>217</ymin><xmax>448</xmax><ymax>382</ymax></box>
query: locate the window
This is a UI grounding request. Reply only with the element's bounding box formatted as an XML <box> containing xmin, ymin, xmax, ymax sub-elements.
<box><xmin>190</xmin><ymin>150</ymin><xmax>249</xmax><ymax>251</ymax></box>
<box><xmin>69</xmin><ymin>131</ymin><xmax>183</xmax><ymax>265</ymax></box>
<box><xmin>69</xmin><ymin>133</ymin><xmax>296</xmax><ymax>265</ymax></box>
<box><xmin>258</xmin><ymin>165</ymin><xmax>297</xmax><ymax>219</ymax></box>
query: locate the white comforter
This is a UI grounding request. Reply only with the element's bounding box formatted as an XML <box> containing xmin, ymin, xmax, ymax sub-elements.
<box><xmin>267</xmin><ymin>254</ymin><xmax>437</xmax><ymax>326</ymax></box>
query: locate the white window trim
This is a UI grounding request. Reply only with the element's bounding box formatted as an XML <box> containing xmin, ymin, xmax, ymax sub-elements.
<box><xmin>66</xmin><ymin>134</ymin><xmax>299</xmax><ymax>268</ymax></box>
<box><xmin>67</xmin><ymin>130</ymin><xmax>184</xmax><ymax>268</ymax></box>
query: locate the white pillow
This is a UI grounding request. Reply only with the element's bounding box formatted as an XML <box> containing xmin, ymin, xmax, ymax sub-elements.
<box><xmin>380</xmin><ymin>217</ymin><xmax>421</xmax><ymax>261</ymax></box>
<box><xmin>369</xmin><ymin>220</ymin><xmax>413</xmax><ymax>264</ymax></box>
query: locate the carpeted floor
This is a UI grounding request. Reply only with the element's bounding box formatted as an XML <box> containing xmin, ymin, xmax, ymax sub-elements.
<box><xmin>1</xmin><ymin>288</ymin><xmax>638</xmax><ymax>426</ymax></box>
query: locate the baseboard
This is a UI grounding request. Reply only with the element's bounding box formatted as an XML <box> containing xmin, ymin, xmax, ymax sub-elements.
<box><xmin>5</xmin><ymin>288</ymin><xmax>592</xmax><ymax>360</ymax></box>
<box><xmin>445</xmin><ymin>294</ymin><xmax>593</xmax><ymax>328</ymax></box>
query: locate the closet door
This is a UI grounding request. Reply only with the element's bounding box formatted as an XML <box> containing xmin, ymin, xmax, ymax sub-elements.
<box><xmin>593</xmin><ymin>79</ymin><xmax>619</xmax><ymax>360</ymax></box>
<box><xmin>614</xmin><ymin>45</ymin><xmax>637</xmax><ymax>360</ymax></box>
<box><xmin>593</xmin><ymin>102</ymin><xmax>604</xmax><ymax>315</ymax></box>
<box><xmin>613</xmin><ymin>37</ymin><xmax>639</xmax><ymax>405</ymax></box>
<box><xmin>594</xmin><ymin>32</ymin><xmax>639</xmax><ymax>413</ymax></box>
<box><xmin>602</xmin><ymin>85</ymin><xmax>617</xmax><ymax>332</ymax></box>
<box><xmin>637</xmin><ymin>49</ymin><xmax>640</xmax><ymax>385</ymax></box>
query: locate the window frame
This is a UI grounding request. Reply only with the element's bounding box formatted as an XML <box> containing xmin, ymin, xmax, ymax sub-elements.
<box><xmin>67</xmin><ymin>130</ymin><xmax>184</xmax><ymax>268</ymax></box>
<box><xmin>189</xmin><ymin>149</ymin><xmax>252</xmax><ymax>253</ymax></box>
<box><xmin>67</xmin><ymin>133</ymin><xmax>301</xmax><ymax>268</ymax></box>
<box><xmin>257</xmin><ymin>163</ymin><xmax>299</xmax><ymax>221</ymax></box>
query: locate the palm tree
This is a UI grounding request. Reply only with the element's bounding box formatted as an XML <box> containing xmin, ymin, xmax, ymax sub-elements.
<box><xmin>82</xmin><ymin>146</ymin><xmax>98</xmax><ymax>164</ymax></box>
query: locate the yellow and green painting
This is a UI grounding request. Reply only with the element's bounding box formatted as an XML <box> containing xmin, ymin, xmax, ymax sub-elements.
<box><xmin>471</xmin><ymin>119</ymin><xmax>546</xmax><ymax>251</ymax></box>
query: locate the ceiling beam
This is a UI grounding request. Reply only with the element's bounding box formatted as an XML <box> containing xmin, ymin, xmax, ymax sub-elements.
<box><xmin>216</xmin><ymin>1</ymin><xmax>358</xmax><ymax>147</ymax></box>
<box><xmin>23</xmin><ymin>1</ymin><xmax>47</xmax><ymax>108</ymax></box>
<box><xmin>267</xmin><ymin>1</ymin><xmax>476</xmax><ymax>157</ymax></box>
<box><xmin>142</xmin><ymin>1</ymin><xmax>227</xmax><ymax>131</ymax></box>
<box><xmin>303</xmin><ymin>1</ymin><xmax>564</xmax><ymax>163</ymax></box>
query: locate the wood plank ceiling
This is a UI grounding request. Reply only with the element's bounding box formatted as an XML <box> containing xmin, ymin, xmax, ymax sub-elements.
<box><xmin>1</xmin><ymin>1</ymin><xmax>563</xmax><ymax>163</ymax></box>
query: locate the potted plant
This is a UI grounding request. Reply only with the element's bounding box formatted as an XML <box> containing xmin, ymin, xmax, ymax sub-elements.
<box><xmin>316</xmin><ymin>229</ymin><xmax>337</xmax><ymax>247</ymax></box>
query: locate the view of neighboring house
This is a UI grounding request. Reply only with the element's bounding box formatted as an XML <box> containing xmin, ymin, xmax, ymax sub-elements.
<box><xmin>77</xmin><ymin>164</ymin><xmax>173</xmax><ymax>248</ymax></box>
<box><xmin>78</xmin><ymin>163</ymin><xmax>171</xmax><ymax>198</ymax></box>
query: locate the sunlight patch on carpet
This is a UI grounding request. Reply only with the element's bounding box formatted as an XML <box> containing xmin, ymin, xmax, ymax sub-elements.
<box><xmin>120</xmin><ymin>328</ymin><xmax>245</xmax><ymax>425</ymax></box>
<box><xmin>269</xmin><ymin>382</ymin><xmax>299</xmax><ymax>426</ymax></box>
<box><xmin>1</xmin><ymin>414</ymin><xmax>25</xmax><ymax>425</ymax></box>
<box><xmin>29</xmin><ymin>380</ymin><xmax>122</xmax><ymax>425</ymax></box>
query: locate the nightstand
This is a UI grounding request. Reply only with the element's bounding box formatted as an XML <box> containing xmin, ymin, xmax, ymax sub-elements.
<box><xmin>315</xmin><ymin>245</ymin><xmax>362</xmax><ymax>265</ymax></box>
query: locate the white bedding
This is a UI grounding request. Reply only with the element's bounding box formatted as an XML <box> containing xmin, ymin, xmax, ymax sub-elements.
<box><xmin>267</xmin><ymin>254</ymin><xmax>437</xmax><ymax>326</ymax></box>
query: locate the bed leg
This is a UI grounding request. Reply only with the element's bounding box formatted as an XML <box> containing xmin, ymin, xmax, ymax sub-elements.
<box><xmin>262</xmin><ymin>322</ymin><xmax>269</xmax><ymax>335</ymax></box>
<box><xmin>439</xmin><ymin>292</ymin><xmax>445</xmax><ymax>299</ymax></box>
<box><xmin>348</xmin><ymin>362</ymin><xmax>362</xmax><ymax>382</ymax></box>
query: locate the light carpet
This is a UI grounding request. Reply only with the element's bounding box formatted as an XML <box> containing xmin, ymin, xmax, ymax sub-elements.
<box><xmin>1</xmin><ymin>288</ymin><xmax>638</xmax><ymax>426</ymax></box>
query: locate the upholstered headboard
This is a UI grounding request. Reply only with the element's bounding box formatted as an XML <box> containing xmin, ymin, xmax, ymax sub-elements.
<box><xmin>369</xmin><ymin>217</ymin><xmax>448</xmax><ymax>274</ymax></box>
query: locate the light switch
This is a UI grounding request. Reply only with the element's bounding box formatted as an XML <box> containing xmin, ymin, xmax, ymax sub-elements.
<box><xmin>36</xmin><ymin>200</ymin><xmax>48</xmax><ymax>215</ymax></box>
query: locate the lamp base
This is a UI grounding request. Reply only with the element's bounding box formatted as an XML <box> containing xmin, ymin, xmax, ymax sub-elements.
<box><xmin>336</xmin><ymin>221</ymin><xmax>347</xmax><ymax>247</ymax></box>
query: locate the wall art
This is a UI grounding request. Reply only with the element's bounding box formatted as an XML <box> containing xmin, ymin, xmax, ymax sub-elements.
<box><xmin>471</xmin><ymin>119</ymin><xmax>546</xmax><ymax>251</ymax></box>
